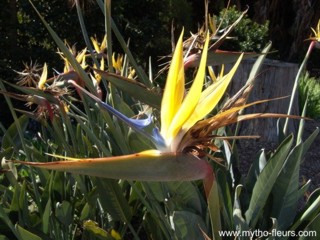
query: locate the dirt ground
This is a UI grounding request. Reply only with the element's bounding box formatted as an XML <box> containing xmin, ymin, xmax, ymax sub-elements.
<box><xmin>300</xmin><ymin>119</ymin><xmax>320</xmax><ymax>192</ymax></box>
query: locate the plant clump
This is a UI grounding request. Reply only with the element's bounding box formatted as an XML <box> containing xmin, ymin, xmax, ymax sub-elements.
<box><xmin>216</xmin><ymin>5</ymin><xmax>269</xmax><ymax>52</ymax></box>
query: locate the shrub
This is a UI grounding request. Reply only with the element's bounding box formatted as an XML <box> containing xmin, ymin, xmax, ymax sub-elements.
<box><xmin>299</xmin><ymin>71</ymin><xmax>320</xmax><ymax>119</ymax></box>
<box><xmin>216</xmin><ymin>5</ymin><xmax>269</xmax><ymax>52</ymax></box>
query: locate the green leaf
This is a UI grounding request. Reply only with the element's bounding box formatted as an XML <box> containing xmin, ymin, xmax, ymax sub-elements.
<box><xmin>104</xmin><ymin>0</ymin><xmax>113</xmax><ymax>74</ymax></box>
<box><xmin>128</xmin><ymin>130</ymin><xmax>154</xmax><ymax>152</ymax></box>
<box><xmin>74</xmin><ymin>0</ymin><xmax>101</xmax><ymax>72</ymax></box>
<box><xmin>167</xmin><ymin>182</ymin><xmax>204</xmax><ymax>215</ymax></box>
<box><xmin>55</xmin><ymin>201</ymin><xmax>73</xmax><ymax>227</ymax></box>
<box><xmin>0</xmin><ymin>235</ymin><xmax>10</xmax><ymax>240</ymax></box>
<box><xmin>95</xmin><ymin>0</ymin><xmax>151</xmax><ymax>87</ymax></box>
<box><xmin>0</xmin><ymin>203</ymin><xmax>18</xmax><ymax>239</ymax></box>
<box><xmin>94</xmin><ymin>70</ymin><xmax>161</xmax><ymax>108</ymax></box>
<box><xmin>233</xmin><ymin>185</ymin><xmax>250</xmax><ymax>233</ymax></box>
<box><xmin>247</xmin><ymin>42</ymin><xmax>272</xmax><ymax>85</ymax></box>
<box><xmin>80</xmin><ymin>203</ymin><xmax>91</xmax><ymax>221</ymax></box>
<box><xmin>83</xmin><ymin>220</ymin><xmax>114</xmax><ymax>240</ymax></box>
<box><xmin>270</xmin><ymin>143</ymin><xmax>302</xmax><ymax>230</ymax></box>
<box><xmin>270</xmin><ymin>129</ymin><xmax>318</xmax><ymax>230</ymax></box>
<box><xmin>28</xmin><ymin>0</ymin><xmax>96</xmax><ymax>94</ymax></box>
<box><xmin>245</xmin><ymin>135</ymin><xmax>294</xmax><ymax>228</ymax></box>
<box><xmin>297</xmin><ymin>95</ymin><xmax>308</xmax><ymax>145</ymax></box>
<box><xmin>185</xmin><ymin>50</ymin><xmax>261</xmax><ymax>69</ymax></box>
<box><xmin>245</xmin><ymin>149</ymin><xmax>267</xmax><ymax>194</ymax></box>
<box><xmin>207</xmin><ymin>174</ymin><xmax>222</xmax><ymax>240</ymax></box>
<box><xmin>51</xmin><ymin>117</ymin><xmax>72</xmax><ymax>155</ymax></box>
<box><xmin>142</xmin><ymin>212</ymin><xmax>168</xmax><ymax>240</ymax></box>
<box><xmin>2</xmin><ymin>81</ymin><xmax>60</xmax><ymax>105</ymax></box>
<box><xmin>2</xmin><ymin>115</ymin><xmax>29</xmax><ymax>150</ymax></box>
<box><xmin>301</xmin><ymin>128</ymin><xmax>319</xmax><ymax>156</ymax></box>
<box><xmin>139</xmin><ymin>182</ymin><xmax>174</xmax><ymax>239</ymax></box>
<box><xmin>73</xmin><ymin>114</ymin><xmax>112</xmax><ymax>157</ymax></box>
<box><xmin>144</xmin><ymin>181</ymin><xmax>204</xmax><ymax>215</ymax></box>
<box><xmin>217</xmin><ymin>169</ymin><xmax>233</xmax><ymax>230</ymax></box>
<box><xmin>80</xmin><ymin>187</ymin><xmax>99</xmax><ymax>221</ymax></box>
<box><xmin>291</xmin><ymin>191</ymin><xmax>320</xmax><ymax>231</ymax></box>
<box><xmin>19</xmin><ymin>181</ymin><xmax>31</xmax><ymax>226</ymax></box>
<box><xmin>95</xmin><ymin>178</ymin><xmax>132</xmax><ymax>222</ymax></box>
<box><xmin>170</xmin><ymin>211</ymin><xmax>207</xmax><ymax>240</ymax></box>
<box><xmin>10</xmin><ymin>183</ymin><xmax>21</xmax><ymax>212</ymax></box>
<box><xmin>42</xmin><ymin>199</ymin><xmax>51</xmax><ymax>234</ymax></box>
<box><xmin>15</xmin><ymin>224</ymin><xmax>42</xmax><ymax>240</ymax></box>
<box><xmin>283</xmin><ymin>41</ymin><xmax>314</xmax><ymax>135</ymax></box>
<box><xmin>299</xmin><ymin>213</ymin><xmax>320</xmax><ymax>240</ymax></box>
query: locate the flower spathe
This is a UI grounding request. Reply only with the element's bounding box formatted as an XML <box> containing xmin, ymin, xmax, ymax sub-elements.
<box><xmin>307</xmin><ymin>19</ymin><xmax>320</xmax><ymax>49</ymax></box>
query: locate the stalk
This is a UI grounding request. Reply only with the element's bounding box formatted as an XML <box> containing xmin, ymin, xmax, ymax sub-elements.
<box><xmin>283</xmin><ymin>40</ymin><xmax>316</xmax><ymax>135</ymax></box>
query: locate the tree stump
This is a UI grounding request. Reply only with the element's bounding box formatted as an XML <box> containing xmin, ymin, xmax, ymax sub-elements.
<box><xmin>226</xmin><ymin>58</ymin><xmax>299</xmax><ymax>143</ymax></box>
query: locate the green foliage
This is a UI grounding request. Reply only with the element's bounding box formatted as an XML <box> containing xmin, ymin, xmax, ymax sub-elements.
<box><xmin>1</xmin><ymin>0</ymin><xmax>100</xmax><ymax>69</ymax></box>
<box><xmin>0</xmin><ymin>1</ymin><xmax>319</xmax><ymax>239</ymax></box>
<box><xmin>112</xmin><ymin>0</ymin><xmax>194</xmax><ymax>62</ymax></box>
<box><xmin>217</xmin><ymin>6</ymin><xmax>269</xmax><ymax>52</ymax></box>
<box><xmin>299</xmin><ymin>71</ymin><xmax>320</xmax><ymax>119</ymax></box>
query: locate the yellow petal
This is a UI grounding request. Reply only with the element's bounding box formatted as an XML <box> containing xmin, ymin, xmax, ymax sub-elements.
<box><xmin>100</xmin><ymin>35</ymin><xmax>107</xmax><ymax>52</ymax></box>
<box><xmin>111</xmin><ymin>229</ymin><xmax>121</xmax><ymax>240</ymax></box>
<box><xmin>182</xmin><ymin>53</ymin><xmax>243</xmax><ymax>130</ymax></box>
<box><xmin>76</xmin><ymin>47</ymin><xmax>87</xmax><ymax>63</ymax></box>
<box><xmin>160</xmin><ymin>29</ymin><xmax>185</xmax><ymax>138</ymax></box>
<box><xmin>220</xmin><ymin>64</ymin><xmax>225</xmax><ymax>78</ymax></box>
<box><xmin>112</xmin><ymin>52</ymin><xmax>116</xmax><ymax>67</ymax></box>
<box><xmin>38</xmin><ymin>63</ymin><xmax>48</xmax><ymax>90</ymax></box>
<box><xmin>208</xmin><ymin>66</ymin><xmax>217</xmax><ymax>82</ymax></box>
<box><xmin>91</xmin><ymin>37</ymin><xmax>100</xmax><ymax>52</ymax></box>
<box><xmin>101</xmin><ymin>57</ymin><xmax>105</xmax><ymax>71</ymax></box>
<box><xmin>209</xmin><ymin>14</ymin><xmax>217</xmax><ymax>34</ymax></box>
<box><xmin>166</xmin><ymin>32</ymin><xmax>210</xmax><ymax>141</ymax></box>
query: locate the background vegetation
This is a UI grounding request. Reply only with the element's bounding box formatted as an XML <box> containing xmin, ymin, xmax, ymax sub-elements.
<box><xmin>2</xmin><ymin>0</ymin><xmax>320</xmax><ymax>126</ymax></box>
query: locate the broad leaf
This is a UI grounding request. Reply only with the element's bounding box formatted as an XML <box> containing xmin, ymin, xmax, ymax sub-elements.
<box><xmin>233</xmin><ymin>185</ymin><xmax>250</xmax><ymax>233</ymax></box>
<box><xmin>207</xmin><ymin>173</ymin><xmax>222</xmax><ymax>240</ymax></box>
<box><xmin>170</xmin><ymin>211</ymin><xmax>207</xmax><ymax>240</ymax></box>
<box><xmin>94</xmin><ymin>70</ymin><xmax>161</xmax><ymax>108</ymax></box>
<box><xmin>271</xmin><ymin>128</ymin><xmax>318</xmax><ymax>230</ymax></box>
<box><xmin>15</xmin><ymin>225</ymin><xmax>42</xmax><ymax>240</ymax></box>
<box><xmin>29</xmin><ymin>0</ymin><xmax>96</xmax><ymax>94</ymax></box>
<box><xmin>291</xmin><ymin>191</ymin><xmax>320</xmax><ymax>231</ymax></box>
<box><xmin>299</xmin><ymin>213</ymin><xmax>320</xmax><ymax>240</ymax></box>
<box><xmin>184</xmin><ymin>50</ymin><xmax>260</xmax><ymax>68</ymax></box>
<box><xmin>245</xmin><ymin>135</ymin><xmax>293</xmax><ymax>228</ymax></box>
<box><xmin>95</xmin><ymin>178</ymin><xmax>133</xmax><ymax>222</ymax></box>
<box><xmin>2</xmin><ymin>115</ymin><xmax>29</xmax><ymax>150</ymax></box>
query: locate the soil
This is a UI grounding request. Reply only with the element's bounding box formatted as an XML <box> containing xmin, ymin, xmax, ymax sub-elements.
<box><xmin>300</xmin><ymin>119</ymin><xmax>320</xmax><ymax>192</ymax></box>
<box><xmin>236</xmin><ymin>119</ymin><xmax>320</xmax><ymax>193</ymax></box>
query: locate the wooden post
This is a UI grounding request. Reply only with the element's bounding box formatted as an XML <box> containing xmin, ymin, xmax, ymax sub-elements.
<box><xmin>226</xmin><ymin>58</ymin><xmax>299</xmax><ymax>143</ymax></box>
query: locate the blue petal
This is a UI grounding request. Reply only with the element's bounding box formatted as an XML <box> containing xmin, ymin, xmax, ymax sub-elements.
<box><xmin>151</xmin><ymin>127</ymin><xmax>166</xmax><ymax>148</ymax></box>
<box><xmin>69</xmin><ymin>80</ymin><xmax>163</xmax><ymax>147</ymax></box>
<box><xmin>98</xmin><ymin>100</ymin><xmax>152</xmax><ymax>129</ymax></box>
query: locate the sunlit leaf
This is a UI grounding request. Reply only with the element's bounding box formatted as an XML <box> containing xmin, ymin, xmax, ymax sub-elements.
<box><xmin>93</xmin><ymin>69</ymin><xmax>161</xmax><ymax>108</ymax></box>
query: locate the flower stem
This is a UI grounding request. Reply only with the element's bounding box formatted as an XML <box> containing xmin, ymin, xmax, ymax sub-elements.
<box><xmin>283</xmin><ymin>40</ymin><xmax>315</xmax><ymax>135</ymax></box>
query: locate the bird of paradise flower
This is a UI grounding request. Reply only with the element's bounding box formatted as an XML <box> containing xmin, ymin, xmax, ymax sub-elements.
<box><xmin>15</xmin><ymin>30</ymin><xmax>301</xmax><ymax>196</ymax></box>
